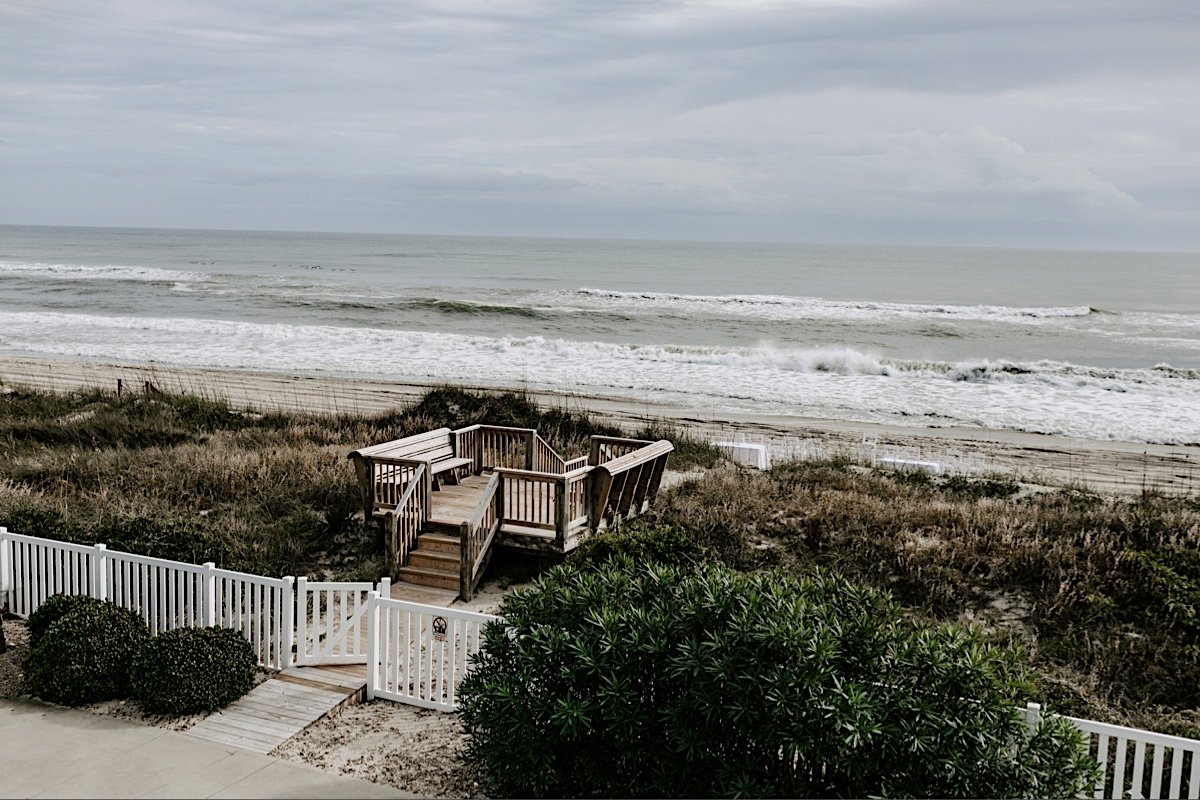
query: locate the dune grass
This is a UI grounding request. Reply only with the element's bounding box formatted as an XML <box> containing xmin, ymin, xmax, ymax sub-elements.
<box><xmin>641</xmin><ymin>460</ymin><xmax>1200</xmax><ymax>736</ymax></box>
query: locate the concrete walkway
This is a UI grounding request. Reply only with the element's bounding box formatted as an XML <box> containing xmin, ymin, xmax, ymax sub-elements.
<box><xmin>2</xmin><ymin>699</ymin><xmax>415</xmax><ymax>799</ymax></box>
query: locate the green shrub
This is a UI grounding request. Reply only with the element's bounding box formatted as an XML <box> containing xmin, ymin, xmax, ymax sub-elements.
<box><xmin>570</xmin><ymin>524</ymin><xmax>701</xmax><ymax>570</ymax></box>
<box><xmin>131</xmin><ymin>626</ymin><xmax>256</xmax><ymax>716</ymax></box>
<box><xmin>26</xmin><ymin>593</ymin><xmax>104</xmax><ymax>648</ymax></box>
<box><xmin>23</xmin><ymin>600</ymin><xmax>148</xmax><ymax>706</ymax></box>
<box><xmin>459</xmin><ymin>560</ymin><xmax>1097</xmax><ymax>799</ymax></box>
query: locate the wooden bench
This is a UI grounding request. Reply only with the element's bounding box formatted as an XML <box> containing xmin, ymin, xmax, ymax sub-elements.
<box><xmin>349</xmin><ymin>427</ymin><xmax>474</xmax><ymax>498</ymax></box>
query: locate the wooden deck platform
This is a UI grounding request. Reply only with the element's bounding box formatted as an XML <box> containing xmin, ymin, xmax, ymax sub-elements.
<box><xmin>428</xmin><ymin>473</ymin><xmax>491</xmax><ymax>528</ymax></box>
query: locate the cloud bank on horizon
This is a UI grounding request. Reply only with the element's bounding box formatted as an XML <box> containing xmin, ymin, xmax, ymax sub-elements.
<box><xmin>2</xmin><ymin>0</ymin><xmax>1198</xmax><ymax>249</ymax></box>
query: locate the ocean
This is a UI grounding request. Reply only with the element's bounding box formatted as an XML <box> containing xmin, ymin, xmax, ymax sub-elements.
<box><xmin>1</xmin><ymin>225</ymin><xmax>1197</xmax><ymax>444</ymax></box>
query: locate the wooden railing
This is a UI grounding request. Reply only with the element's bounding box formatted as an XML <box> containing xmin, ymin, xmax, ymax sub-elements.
<box><xmin>460</xmin><ymin>472</ymin><xmax>502</xmax><ymax>602</ymax></box>
<box><xmin>384</xmin><ymin>464</ymin><xmax>429</xmax><ymax>575</ymax></box>
<box><xmin>532</xmin><ymin>432</ymin><xmax>565</xmax><ymax>473</ymax></box>
<box><xmin>370</xmin><ymin>459</ymin><xmax>424</xmax><ymax>510</ymax></box>
<box><xmin>589</xmin><ymin>440</ymin><xmax>673</xmax><ymax>530</ymax></box>
<box><xmin>590</xmin><ymin>435</ymin><xmax>655</xmax><ymax>466</ymax></box>
<box><xmin>496</xmin><ymin>468</ymin><xmax>559</xmax><ymax>531</ymax></box>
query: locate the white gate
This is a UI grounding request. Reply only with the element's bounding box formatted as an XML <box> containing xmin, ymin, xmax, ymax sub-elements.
<box><xmin>366</xmin><ymin>594</ymin><xmax>498</xmax><ymax>711</ymax></box>
<box><xmin>295</xmin><ymin>577</ymin><xmax>386</xmax><ymax>665</ymax></box>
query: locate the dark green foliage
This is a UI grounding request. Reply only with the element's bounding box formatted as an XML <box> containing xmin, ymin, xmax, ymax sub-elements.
<box><xmin>459</xmin><ymin>560</ymin><xmax>1097</xmax><ymax>799</ymax></box>
<box><xmin>25</xmin><ymin>593</ymin><xmax>104</xmax><ymax>648</ymax></box>
<box><xmin>23</xmin><ymin>600</ymin><xmax>149</xmax><ymax>706</ymax></box>
<box><xmin>131</xmin><ymin>626</ymin><xmax>256</xmax><ymax>716</ymax></box>
<box><xmin>570</xmin><ymin>524</ymin><xmax>702</xmax><ymax>570</ymax></box>
<box><xmin>939</xmin><ymin>474</ymin><xmax>1021</xmax><ymax>499</ymax></box>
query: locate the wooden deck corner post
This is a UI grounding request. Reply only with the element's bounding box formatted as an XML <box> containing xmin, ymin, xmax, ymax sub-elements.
<box><xmin>525</xmin><ymin>430</ymin><xmax>535</xmax><ymax>470</ymax></box>
<box><xmin>556</xmin><ymin>478</ymin><xmax>568</xmax><ymax>548</ymax></box>
<box><xmin>459</xmin><ymin>522</ymin><xmax>474</xmax><ymax>603</ymax></box>
<box><xmin>589</xmin><ymin>436</ymin><xmax>601</xmax><ymax>467</ymax></box>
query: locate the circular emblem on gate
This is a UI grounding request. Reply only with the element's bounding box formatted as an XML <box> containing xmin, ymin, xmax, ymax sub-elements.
<box><xmin>432</xmin><ymin>616</ymin><xmax>448</xmax><ymax>641</ymax></box>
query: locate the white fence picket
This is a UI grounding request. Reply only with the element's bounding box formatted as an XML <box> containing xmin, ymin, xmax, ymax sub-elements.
<box><xmin>295</xmin><ymin>578</ymin><xmax>377</xmax><ymax>664</ymax></box>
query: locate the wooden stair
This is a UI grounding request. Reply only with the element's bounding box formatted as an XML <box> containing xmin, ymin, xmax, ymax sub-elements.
<box><xmin>396</xmin><ymin>532</ymin><xmax>461</xmax><ymax>592</ymax></box>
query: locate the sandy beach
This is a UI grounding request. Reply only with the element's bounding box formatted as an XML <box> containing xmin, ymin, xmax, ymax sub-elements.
<box><xmin>2</xmin><ymin>355</ymin><xmax>1196</xmax><ymax>496</ymax></box>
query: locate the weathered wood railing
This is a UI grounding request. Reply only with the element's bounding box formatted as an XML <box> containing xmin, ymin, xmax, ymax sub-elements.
<box><xmin>533</xmin><ymin>432</ymin><xmax>565</xmax><ymax>473</ymax></box>
<box><xmin>384</xmin><ymin>463</ymin><xmax>429</xmax><ymax>574</ymax></box>
<box><xmin>589</xmin><ymin>439</ymin><xmax>673</xmax><ymax>530</ymax></box>
<box><xmin>460</xmin><ymin>472</ymin><xmax>502</xmax><ymax>602</ymax></box>
<box><xmin>367</xmin><ymin>459</ymin><xmax>423</xmax><ymax>511</ymax></box>
<box><xmin>590</xmin><ymin>435</ymin><xmax>654</xmax><ymax>466</ymax></box>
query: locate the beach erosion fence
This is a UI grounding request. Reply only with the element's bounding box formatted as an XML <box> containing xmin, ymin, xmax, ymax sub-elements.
<box><xmin>4</xmin><ymin>526</ymin><xmax>1200</xmax><ymax>797</ymax></box>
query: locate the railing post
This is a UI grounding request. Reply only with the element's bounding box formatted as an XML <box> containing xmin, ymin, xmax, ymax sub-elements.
<box><xmin>202</xmin><ymin>562</ymin><xmax>217</xmax><ymax>627</ymax></box>
<box><xmin>459</xmin><ymin>522</ymin><xmax>473</xmax><ymax>603</ymax></box>
<box><xmin>378</xmin><ymin>576</ymin><xmax>391</xmax><ymax>598</ymax></box>
<box><xmin>525</xmin><ymin>430</ymin><xmax>535</xmax><ymax>470</ymax></box>
<box><xmin>1025</xmin><ymin>701</ymin><xmax>1041</xmax><ymax>733</ymax></box>
<box><xmin>281</xmin><ymin>576</ymin><xmax>295</xmax><ymax>667</ymax></box>
<box><xmin>295</xmin><ymin>576</ymin><xmax>308</xmax><ymax>666</ymax></box>
<box><xmin>556</xmin><ymin>478</ymin><xmax>568</xmax><ymax>549</ymax></box>
<box><xmin>365</xmin><ymin>590</ymin><xmax>379</xmax><ymax>701</ymax></box>
<box><xmin>91</xmin><ymin>543</ymin><xmax>108</xmax><ymax>601</ymax></box>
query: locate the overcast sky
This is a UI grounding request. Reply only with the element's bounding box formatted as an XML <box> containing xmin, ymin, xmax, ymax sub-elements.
<box><xmin>2</xmin><ymin>0</ymin><xmax>1198</xmax><ymax>249</ymax></box>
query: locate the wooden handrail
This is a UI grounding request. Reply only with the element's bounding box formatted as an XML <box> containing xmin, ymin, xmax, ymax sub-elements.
<box><xmin>495</xmin><ymin>465</ymin><xmax>593</xmax><ymax>481</ymax></box>
<box><xmin>460</xmin><ymin>471</ymin><xmax>502</xmax><ymax>602</ymax></box>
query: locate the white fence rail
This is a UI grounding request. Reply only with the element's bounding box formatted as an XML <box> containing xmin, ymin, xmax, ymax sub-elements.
<box><xmin>1024</xmin><ymin>703</ymin><xmax>1200</xmax><ymax>799</ymax></box>
<box><xmin>296</xmin><ymin>577</ymin><xmax>386</xmax><ymax>665</ymax></box>
<box><xmin>366</xmin><ymin>594</ymin><xmax>498</xmax><ymax>711</ymax></box>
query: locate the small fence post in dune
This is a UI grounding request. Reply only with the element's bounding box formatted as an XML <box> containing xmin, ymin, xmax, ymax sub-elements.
<box><xmin>1025</xmin><ymin>701</ymin><xmax>1041</xmax><ymax>733</ymax></box>
<box><xmin>90</xmin><ymin>543</ymin><xmax>108</xmax><ymax>601</ymax></box>
<box><xmin>0</xmin><ymin>528</ymin><xmax>11</xmax><ymax>599</ymax></box>
<box><xmin>201</xmin><ymin>562</ymin><xmax>217</xmax><ymax>627</ymax></box>
<box><xmin>295</xmin><ymin>576</ymin><xmax>308</xmax><ymax>666</ymax></box>
<box><xmin>281</xmin><ymin>576</ymin><xmax>295</xmax><ymax>667</ymax></box>
<box><xmin>365</xmin><ymin>590</ymin><xmax>380</xmax><ymax>701</ymax></box>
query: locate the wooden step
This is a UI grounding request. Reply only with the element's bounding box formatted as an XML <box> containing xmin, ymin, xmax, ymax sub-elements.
<box><xmin>408</xmin><ymin>549</ymin><xmax>460</xmax><ymax>572</ymax></box>
<box><xmin>416</xmin><ymin>532</ymin><xmax>460</xmax><ymax>554</ymax></box>
<box><xmin>424</xmin><ymin>519</ymin><xmax>462</xmax><ymax>535</ymax></box>
<box><xmin>397</xmin><ymin>565</ymin><xmax>460</xmax><ymax>591</ymax></box>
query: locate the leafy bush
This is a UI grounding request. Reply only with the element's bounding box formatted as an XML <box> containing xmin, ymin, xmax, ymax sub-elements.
<box><xmin>25</xmin><ymin>593</ymin><xmax>104</xmax><ymax>648</ymax></box>
<box><xmin>459</xmin><ymin>560</ymin><xmax>1097</xmax><ymax>799</ymax></box>
<box><xmin>23</xmin><ymin>600</ymin><xmax>149</xmax><ymax>706</ymax></box>
<box><xmin>570</xmin><ymin>524</ymin><xmax>701</xmax><ymax>570</ymax></box>
<box><xmin>131</xmin><ymin>626</ymin><xmax>256</xmax><ymax>716</ymax></box>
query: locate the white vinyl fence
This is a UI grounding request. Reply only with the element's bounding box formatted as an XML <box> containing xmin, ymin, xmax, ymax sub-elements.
<box><xmin>6</xmin><ymin>525</ymin><xmax>1200</xmax><ymax>784</ymax></box>
<box><xmin>0</xmin><ymin>527</ymin><xmax>492</xmax><ymax>707</ymax></box>
<box><xmin>366</xmin><ymin>594</ymin><xmax>497</xmax><ymax>711</ymax></box>
<box><xmin>1024</xmin><ymin>703</ymin><xmax>1200</xmax><ymax>800</ymax></box>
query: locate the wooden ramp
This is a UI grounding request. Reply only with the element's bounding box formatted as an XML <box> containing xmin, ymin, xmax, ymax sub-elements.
<box><xmin>184</xmin><ymin>664</ymin><xmax>366</xmax><ymax>754</ymax></box>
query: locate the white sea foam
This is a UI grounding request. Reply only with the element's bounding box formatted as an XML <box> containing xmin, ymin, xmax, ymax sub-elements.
<box><xmin>566</xmin><ymin>288</ymin><xmax>1097</xmax><ymax>325</ymax></box>
<box><xmin>0</xmin><ymin>261</ymin><xmax>209</xmax><ymax>283</ymax></box>
<box><xmin>2</xmin><ymin>311</ymin><xmax>1197</xmax><ymax>445</ymax></box>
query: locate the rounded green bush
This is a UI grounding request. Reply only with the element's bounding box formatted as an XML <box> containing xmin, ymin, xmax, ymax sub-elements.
<box><xmin>23</xmin><ymin>601</ymin><xmax>149</xmax><ymax>706</ymax></box>
<box><xmin>569</xmin><ymin>524</ymin><xmax>701</xmax><ymax>570</ymax></box>
<box><xmin>26</xmin><ymin>593</ymin><xmax>105</xmax><ymax>648</ymax></box>
<box><xmin>131</xmin><ymin>626</ymin><xmax>256</xmax><ymax>716</ymax></box>
<box><xmin>459</xmin><ymin>560</ymin><xmax>1099</xmax><ymax>799</ymax></box>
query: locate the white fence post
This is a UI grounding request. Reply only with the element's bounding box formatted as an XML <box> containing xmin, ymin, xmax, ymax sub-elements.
<box><xmin>378</xmin><ymin>576</ymin><xmax>391</xmax><ymax>598</ymax></box>
<box><xmin>295</xmin><ymin>576</ymin><xmax>308</xmax><ymax>667</ymax></box>
<box><xmin>281</xmin><ymin>576</ymin><xmax>295</xmax><ymax>667</ymax></box>
<box><xmin>1025</xmin><ymin>701</ymin><xmax>1041</xmax><ymax>733</ymax></box>
<box><xmin>0</xmin><ymin>528</ymin><xmax>11</xmax><ymax>598</ymax></box>
<box><xmin>366</xmin><ymin>590</ymin><xmax>379</xmax><ymax>701</ymax></box>
<box><xmin>202</xmin><ymin>562</ymin><xmax>216</xmax><ymax>627</ymax></box>
<box><xmin>91</xmin><ymin>543</ymin><xmax>108</xmax><ymax>601</ymax></box>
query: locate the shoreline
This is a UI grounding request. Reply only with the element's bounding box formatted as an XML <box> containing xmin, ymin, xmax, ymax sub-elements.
<box><xmin>2</xmin><ymin>355</ymin><xmax>1197</xmax><ymax>496</ymax></box>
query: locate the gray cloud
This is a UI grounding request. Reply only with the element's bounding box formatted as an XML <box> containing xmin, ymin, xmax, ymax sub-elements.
<box><xmin>1</xmin><ymin>0</ymin><xmax>1198</xmax><ymax>248</ymax></box>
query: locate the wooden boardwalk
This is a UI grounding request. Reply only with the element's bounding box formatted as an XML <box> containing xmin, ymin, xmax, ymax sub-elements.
<box><xmin>428</xmin><ymin>474</ymin><xmax>491</xmax><ymax>528</ymax></box>
<box><xmin>185</xmin><ymin>664</ymin><xmax>366</xmax><ymax>754</ymax></box>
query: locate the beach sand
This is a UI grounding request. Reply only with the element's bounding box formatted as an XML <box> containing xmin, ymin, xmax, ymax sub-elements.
<box><xmin>3</xmin><ymin>355</ymin><xmax>1196</xmax><ymax>496</ymax></box>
